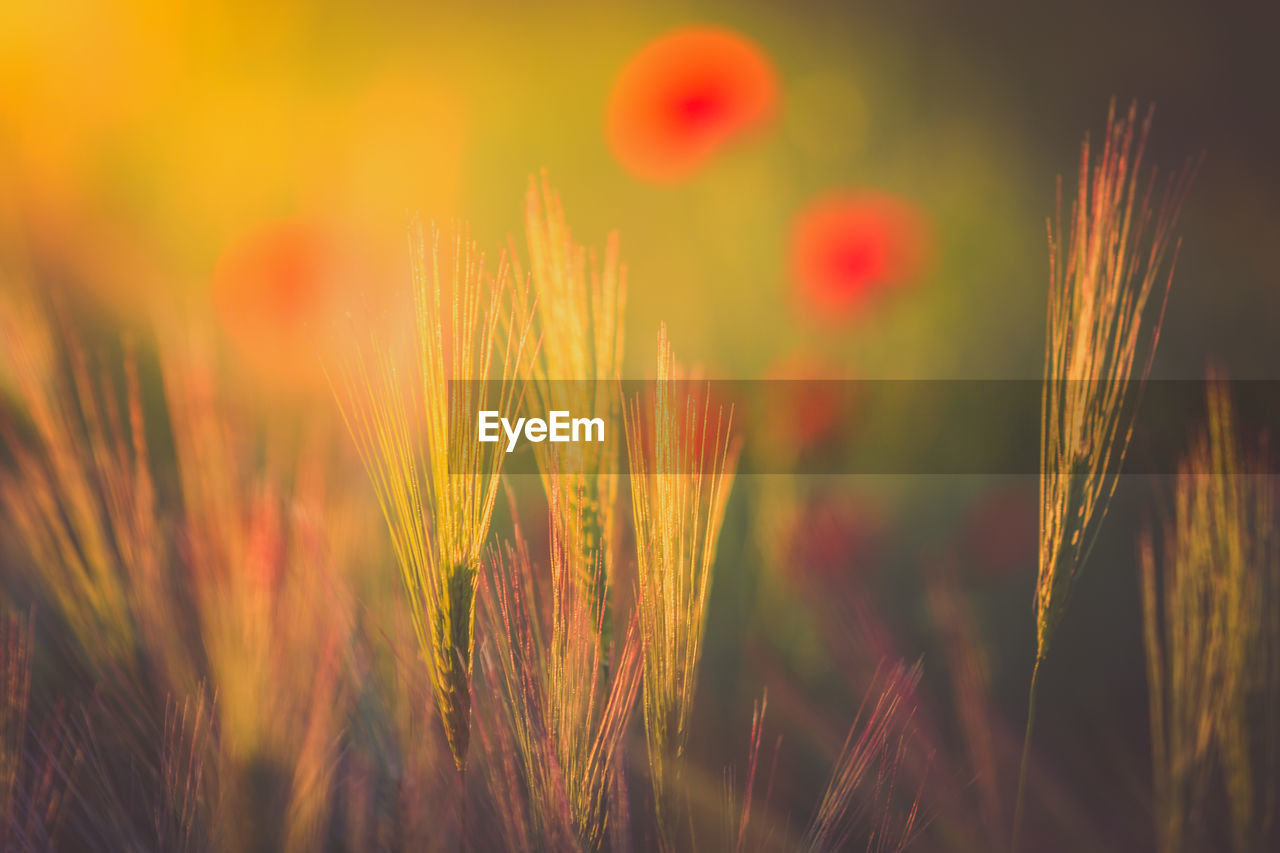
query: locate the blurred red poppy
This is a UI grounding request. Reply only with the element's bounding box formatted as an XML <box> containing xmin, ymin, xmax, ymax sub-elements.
<box><xmin>791</xmin><ymin>193</ymin><xmax>931</xmax><ymax>317</ymax></box>
<box><xmin>961</xmin><ymin>485</ymin><xmax>1037</xmax><ymax>580</ymax></box>
<box><xmin>606</xmin><ymin>28</ymin><xmax>779</xmax><ymax>182</ymax></box>
<box><xmin>787</xmin><ymin>493</ymin><xmax>884</xmax><ymax>590</ymax></box>
<box><xmin>762</xmin><ymin>355</ymin><xmax>862</xmax><ymax>456</ymax></box>
<box><xmin>212</xmin><ymin>220</ymin><xmax>354</xmax><ymax>391</ymax></box>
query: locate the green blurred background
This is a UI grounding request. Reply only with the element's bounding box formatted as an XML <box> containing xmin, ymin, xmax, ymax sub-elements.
<box><xmin>6</xmin><ymin>0</ymin><xmax>1275</xmax><ymax>384</ymax></box>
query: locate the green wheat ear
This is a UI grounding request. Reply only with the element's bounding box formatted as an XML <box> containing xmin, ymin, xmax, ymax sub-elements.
<box><xmin>433</xmin><ymin>558</ymin><xmax>479</xmax><ymax>769</ymax></box>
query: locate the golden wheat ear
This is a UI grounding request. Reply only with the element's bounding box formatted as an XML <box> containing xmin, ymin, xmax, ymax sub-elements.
<box><xmin>625</xmin><ymin>325</ymin><xmax>739</xmax><ymax>845</ymax></box>
<box><xmin>1015</xmin><ymin>101</ymin><xmax>1196</xmax><ymax>847</ymax></box>
<box><xmin>513</xmin><ymin>173</ymin><xmax>627</xmax><ymax>660</ymax></box>
<box><xmin>1036</xmin><ymin>100</ymin><xmax>1197</xmax><ymax>659</ymax></box>
<box><xmin>328</xmin><ymin>220</ymin><xmax>535</xmax><ymax>778</ymax></box>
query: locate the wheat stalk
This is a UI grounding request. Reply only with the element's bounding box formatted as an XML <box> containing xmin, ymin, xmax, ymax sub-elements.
<box><xmin>1013</xmin><ymin>101</ymin><xmax>1194</xmax><ymax>845</ymax></box>
<box><xmin>155</xmin><ymin>327</ymin><xmax>357</xmax><ymax>851</ymax></box>
<box><xmin>329</xmin><ymin>222</ymin><xmax>535</xmax><ymax>779</ymax></box>
<box><xmin>513</xmin><ymin>174</ymin><xmax>627</xmax><ymax>659</ymax></box>
<box><xmin>1140</xmin><ymin>377</ymin><xmax>1276</xmax><ymax>852</ymax></box>
<box><xmin>722</xmin><ymin>691</ymin><xmax>778</xmax><ymax>853</ymax></box>
<box><xmin>805</xmin><ymin>661</ymin><xmax>928</xmax><ymax>853</ymax></box>
<box><xmin>0</xmin><ymin>609</ymin><xmax>81</xmax><ymax>850</ymax></box>
<box><xmin>0</xmin><ymin>293</ymin><xmax>162</xmax><ymax>670</ymax></box>
<box><xmin>624</xmin><ymin>326</ymin><xmax>739</xmax><ymax>846</ymax></box>
<box><xmin>479</xmin><ymin>481</ymin><xmax>642</xmax><ymax>850</ymax></box>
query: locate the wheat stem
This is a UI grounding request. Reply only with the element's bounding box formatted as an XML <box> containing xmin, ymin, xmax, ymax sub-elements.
<box><xmin>1011</xmin><ymin>652</ymin><xmax>1043</xmax><ymax>852</ymax></box>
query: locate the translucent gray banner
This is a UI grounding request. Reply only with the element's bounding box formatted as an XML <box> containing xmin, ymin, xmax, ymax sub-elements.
<box><xmin>446</xmin><ymin>380</ymin><xmax>1280</xmax><ymax>475</ymax></box>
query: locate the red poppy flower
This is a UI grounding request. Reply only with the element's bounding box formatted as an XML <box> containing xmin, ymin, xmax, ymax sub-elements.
<box><xmin>212</xmin><ymin>220</ymin><xmax>353</xmax><ymax>390</ymax></box>
<box><xmin>791</xmin><ymin>193</ymin><xmax>930</xmax><ymax>317</ymax></box>
<box><xmin>607</xmin><ymin>28</ymin><xmax>779</xmax><ymax>182</ymax></box>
